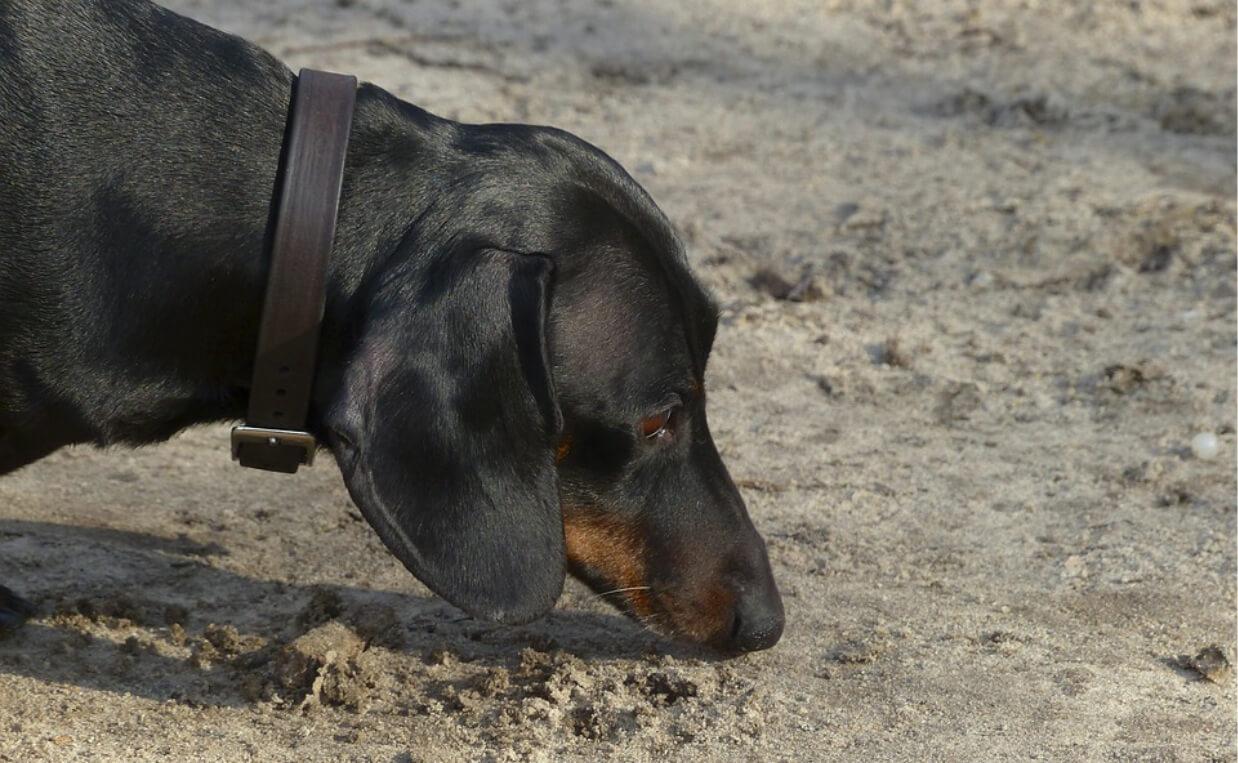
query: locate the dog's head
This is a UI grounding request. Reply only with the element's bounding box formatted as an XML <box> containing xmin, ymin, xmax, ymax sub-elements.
<box><xmin>323</xmin><ymin>119</ymin><xmax>783</xmax><ymax>652</ymax></box>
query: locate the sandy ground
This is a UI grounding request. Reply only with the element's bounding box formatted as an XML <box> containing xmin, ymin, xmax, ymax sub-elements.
<box><xmin>2</xmin><ymin>0</ymin><xmax>1236</xmax><ymax>760</ymax></box>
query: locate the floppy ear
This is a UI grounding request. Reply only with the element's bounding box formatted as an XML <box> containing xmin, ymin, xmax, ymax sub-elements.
<box><xmin>326</xmin><ymin>247</ymin><xmax>564</xmax><ymax>624</ymax></box>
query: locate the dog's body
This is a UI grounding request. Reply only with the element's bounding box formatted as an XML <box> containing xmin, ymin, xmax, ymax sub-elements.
<box><xmin>0</xmin><ymin>0</ymin><xmax>783</xmax><ymax>651</ymax></box>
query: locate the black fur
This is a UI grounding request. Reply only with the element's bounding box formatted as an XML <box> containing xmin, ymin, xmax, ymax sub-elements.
<box><xmin>0</xmin><ymin>0</ymin><xmax>783</xmax><ymax>650</ymax></box>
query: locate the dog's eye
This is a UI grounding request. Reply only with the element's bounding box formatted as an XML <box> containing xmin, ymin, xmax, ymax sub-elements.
<box><xmin>640</xmin><ymin>408</ymin><xmax>674</xmax><ymax>440</ymax></box>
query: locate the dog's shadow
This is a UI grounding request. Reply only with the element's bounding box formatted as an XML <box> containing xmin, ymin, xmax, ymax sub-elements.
<box><xmin>0</xmin><ymin>519</ymin><xmax>713</xmax><ymax>707</ymax></box>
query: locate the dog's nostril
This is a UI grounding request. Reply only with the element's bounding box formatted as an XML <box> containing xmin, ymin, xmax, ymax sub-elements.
<box><xmin>726</xmin><ymin>590</ymin><xmax>786</xmax><ymax>653</ymax></box>
<box><xmin>728</xmin><ymin>609</ymin><xmax>744</xmax><ymax>643</ymax></box>
<box><xmin>730</xmin><ymin>614</ymin><xmax>783</xmax><ymax>652</ymax></box>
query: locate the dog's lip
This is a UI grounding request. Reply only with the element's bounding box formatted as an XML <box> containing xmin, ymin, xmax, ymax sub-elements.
<box><xmin>570</xmin><ymin>566</ymin><xmax>728</xmax><ymax>649</ymax></box>
<box><xmin>573</xmin><ymin>567</ymin><xmax>765</xmax><ymax>653</ymax></box>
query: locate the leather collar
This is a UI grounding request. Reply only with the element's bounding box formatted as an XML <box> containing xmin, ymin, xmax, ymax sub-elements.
<box><xmin>232</xmin><ymin>68</ymin><xmax>357</xmax><ymax>473</ymax></box>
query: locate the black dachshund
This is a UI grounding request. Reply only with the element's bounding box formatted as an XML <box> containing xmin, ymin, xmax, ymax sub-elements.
<box><xmin>0</xmin><ymin>0</ymin><xmax>783</xmax><ymax>652</ymax></box>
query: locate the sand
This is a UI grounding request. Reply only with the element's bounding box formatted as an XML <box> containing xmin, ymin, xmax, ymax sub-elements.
<box><xmin>1</xmin><ymin>0</ymin><xmax>1235</xmax><ymax>760</ymax></box>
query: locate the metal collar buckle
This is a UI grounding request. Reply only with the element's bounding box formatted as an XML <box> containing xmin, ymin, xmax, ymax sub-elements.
<box><xmin>232</xmin><ymin>426</ymin><xmax>317</xmax><ymax>473</ymax></box>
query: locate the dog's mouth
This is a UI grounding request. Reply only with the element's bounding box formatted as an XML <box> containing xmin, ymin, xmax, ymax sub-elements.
<box><xmin>561</xmin><ymin>509</ymin><xmax>659</xmax><ymax>621</ymax></box>
<box><xmin>563</xmin><ymin>507</ymin><xmax>782</xmax><ymax>653</ymax></box>
<box><xmin>572</xmin><ymin>572</ymin><xmax>741</xmax><ymax>653</ymax></box>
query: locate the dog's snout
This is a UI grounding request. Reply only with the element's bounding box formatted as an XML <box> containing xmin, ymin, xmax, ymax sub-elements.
<box><xmin>724</xmin><ymin>577</ymin><xmax>785</xmax><ymax>653</ymax></box>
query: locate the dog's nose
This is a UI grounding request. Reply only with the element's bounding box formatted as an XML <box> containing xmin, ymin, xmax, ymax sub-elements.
<box><xmin>725</xmin><ymin>582</ymin><xmax>785</xmax><ymax>652</ymax></box>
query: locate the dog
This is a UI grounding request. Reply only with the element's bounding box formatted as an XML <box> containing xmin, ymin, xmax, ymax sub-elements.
<box><xmin>0</xmin><ymin>0</ymin><xmax>784</xmax><ymax>652</ymax></box>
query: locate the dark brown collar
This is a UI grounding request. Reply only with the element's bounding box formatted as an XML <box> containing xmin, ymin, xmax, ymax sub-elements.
<box><xmin>232</xmin><ymin>69</ymin><xmax>357</xmax><ymax>473</ymax></box>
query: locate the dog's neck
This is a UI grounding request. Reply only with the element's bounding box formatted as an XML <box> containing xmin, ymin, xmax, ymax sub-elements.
<box><xmin>107</xmin><ymin>83</ymin><xmax>442</xmax><ymax>444</ymax></box>
<box><xmin>226</xmin><ymin>85</ymin><xmax>443</xmax><ymax>428</ymax></box>
<box><xmin>0</xmin><ymin>2</ymin><xmax>451</xmax><ymax>453</ymax></box>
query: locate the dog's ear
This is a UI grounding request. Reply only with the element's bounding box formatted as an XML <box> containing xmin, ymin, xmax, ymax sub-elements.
<box><xmin>326</xmin><ymin>248</ymin><xmax>563</xmax><ymax>624</ymax></box>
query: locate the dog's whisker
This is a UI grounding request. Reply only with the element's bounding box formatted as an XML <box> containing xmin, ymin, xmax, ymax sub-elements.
<box><xmin>634</xmin><ymin>611</ymin><xmax>668</xmax><ymax>636</ymax></box>
<box><xmin>638</xmin><ymin>620</ymin><xmax>667</xmax><ymax>639</ymax></box>
<box><xmin>594</xmin><ymin>586</ymin><xmax>651</xmax><ymax>600</ymax></box>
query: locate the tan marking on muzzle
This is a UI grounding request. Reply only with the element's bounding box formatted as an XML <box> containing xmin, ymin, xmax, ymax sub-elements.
<box><xmin>562</xmin><ymin>508</ymin><xmax>653</xmax><ymax>617</ymax></box>
<box><xmin>657</xmin><ymin>580</ymin><xmax>736</xmax><ymax>646</ymax></box>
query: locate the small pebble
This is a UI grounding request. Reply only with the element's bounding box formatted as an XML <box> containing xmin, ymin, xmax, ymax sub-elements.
<box><xmin>1187</xmin><ymin>645</ymin><xmax>1232</xmax><ymax>684</ymax></box>
<box><xmin>1190</xmin><ymin>432</ymin><xmax>1219</xmax><ymax>460</ymax></box>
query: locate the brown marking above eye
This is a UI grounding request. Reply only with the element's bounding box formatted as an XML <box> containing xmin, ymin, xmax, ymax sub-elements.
<box><xmin>640</xmin><ymin>408</ymin><xmax>673</xmax><ymax>439</ymax></box>
<box><xmin>556</xmin><ymin>434</ymin><xmax>573</xmax><ymax>463</ymax></box>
